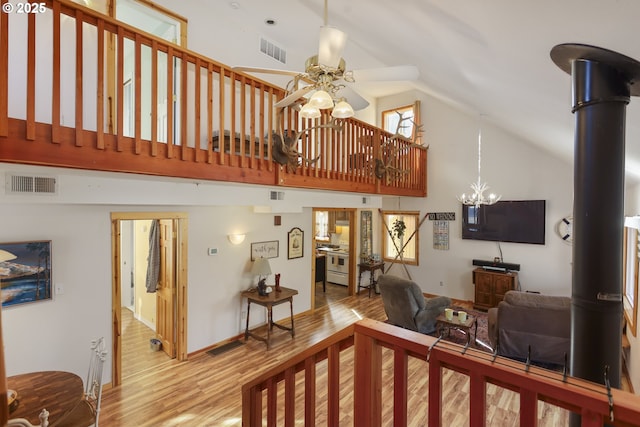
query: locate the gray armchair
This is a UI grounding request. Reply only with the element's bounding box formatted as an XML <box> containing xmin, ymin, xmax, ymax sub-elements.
<box><xmin>378</xmin><ymin>274</ymin><xmax>451</xmax><ymax>334</ymax></box>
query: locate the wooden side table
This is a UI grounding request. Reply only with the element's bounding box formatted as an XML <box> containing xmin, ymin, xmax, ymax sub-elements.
<box><xmin>241</xmin><ymin>286</ymin><xmax>298</xmax><ymax>349</ymax></box>
<box><xmin>357</xmin><ymin>261</ymin><xmax>385</xmax><ymax>297</ymax></box>
<box><xmin>435</xmin><ymin>311</ymin><xmax>478</xmax><ymax>345</ymax></box>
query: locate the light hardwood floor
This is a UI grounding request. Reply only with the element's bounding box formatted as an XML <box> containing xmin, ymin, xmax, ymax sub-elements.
<box><xmin>120</xmin><ymin>308</ymin><xmax>172</xmax><ymax>379</ymax></box>
<box><xmin>102</xmin><ymin>294</ymin><xmax>574</xmax><ymax>426</ymax></box>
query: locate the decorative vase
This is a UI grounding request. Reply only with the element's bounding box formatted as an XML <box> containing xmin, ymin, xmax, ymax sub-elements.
<box><xmin>275</xmin><ymin>273</ymin><xmax>281</xmax><ymax>292</ymax></box>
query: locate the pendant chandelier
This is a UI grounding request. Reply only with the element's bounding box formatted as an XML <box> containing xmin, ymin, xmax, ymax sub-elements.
<box><xmin>457</xmin><ymin>127</ymin><xmax>501</xmax><ymax>208</ymax></box>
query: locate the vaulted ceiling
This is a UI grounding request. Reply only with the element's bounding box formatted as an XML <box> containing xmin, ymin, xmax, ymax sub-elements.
<box><xmin>199</xmin><ymin>0</ymin><xmax>640</xmax><ymax>183</ymax></box>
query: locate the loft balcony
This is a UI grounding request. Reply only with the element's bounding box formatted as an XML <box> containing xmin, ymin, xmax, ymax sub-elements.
<box><xmin>0</xmin><ymin>0</ymin><xmax>427</xmax><ymax>197</ymax></box>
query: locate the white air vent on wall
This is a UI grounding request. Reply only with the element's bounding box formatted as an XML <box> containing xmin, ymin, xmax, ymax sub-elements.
<box><xmin>6</xmin><ymin>173</ymin><xmax>57</xmax><ymax>195</ymax></box>
<box><xmin>259</xmin><ymin>37</ymin><xmax>287</xmax><ymax>64</ymax></box>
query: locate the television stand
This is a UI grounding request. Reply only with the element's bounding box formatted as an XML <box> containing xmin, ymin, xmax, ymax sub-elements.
<box><xmin>472</xmin><ymin>267</ymin><xmax>519</xmax><ymax>310</ymax></box>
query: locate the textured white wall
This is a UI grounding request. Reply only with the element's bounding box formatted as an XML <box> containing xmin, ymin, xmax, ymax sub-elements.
<box><xmin>377</xmin><ymin>90</ymin><xmax>573</xmax><ymax>300</ymax></box>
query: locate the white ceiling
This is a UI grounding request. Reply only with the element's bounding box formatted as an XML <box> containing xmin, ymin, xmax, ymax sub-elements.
<box><xmin>213</xmin><ymin>0</ymin><xmax>640</xmax><ymax>183</ymax></box>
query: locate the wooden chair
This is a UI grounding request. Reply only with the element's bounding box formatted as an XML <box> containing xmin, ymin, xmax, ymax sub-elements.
<box><xmin>52</xmin><ymin>338</ymin><xmax>107</xmax><ymax>427</ymax></box>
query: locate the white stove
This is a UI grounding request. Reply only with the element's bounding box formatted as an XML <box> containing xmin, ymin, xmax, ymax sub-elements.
<box><xmin>325</xmin><ymin>249</ymin><xmax>349</xmax><ymax>286</ymax></box>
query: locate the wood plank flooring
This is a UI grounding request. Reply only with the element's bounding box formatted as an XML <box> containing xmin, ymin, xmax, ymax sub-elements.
<box><xmin>101</xmin><ymin>294</ymin><xmax>574</xmax><ymax>426</ymax></box>
<box><xmin>120</xmin><ymin>308</ymin><xmax>172</xmax><ymax>379</ymax></box>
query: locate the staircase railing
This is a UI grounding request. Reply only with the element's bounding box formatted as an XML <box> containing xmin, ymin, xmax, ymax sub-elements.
<box><xmin>0</xmin><ymin>0</ymin><xmax>427</xmax><ymax>196</ymax></box>
<box><xmin>242</xmin><ymin>318</ymin><xmax>640</xmax><ymax>426</ymax></box>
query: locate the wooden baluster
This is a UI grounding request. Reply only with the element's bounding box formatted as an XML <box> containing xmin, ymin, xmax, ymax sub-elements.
<box><xmin>51</xmin><ymin>1</ymin><xmax>61</xmax><ymax>143</ymax></box>
<box><xmin>116</xmin><ymin>26</ymin><xmax>124</xmax><ymax>152</ymax></box>
<box><xmin>0</xmin><ymin>2</ymin><xmax>7</xmax><ymax>138</ymax></box>
<box><xmin>194</xmin><ymin>57</ymin><xmax>201</xmax><ymax>163</ymax></box>
<box><xmin>179</xmin><ymin>54</ymin><xmax>187</xmax><ymax>160</ymax></box>
<box><xmin>134</xmin><ymin>34</ymin><xmax>141</xmax><ymax>154</ymax></box>
<box><xmin>206</xmin><ymin>63</ymin><xmax>213</xmax><ymax>164</ymax></box>
<box><xmin>26</xmin><ymin>13</ymin><xmax>36</xmax><ymax>141</ymax></box>
<box><xmin>217</xmin><ymin>66</ymin><xmax>225</xmax><ymax>165</ymax></box>
<box><xmin>96</xmin><ymin>19</ymin><xmax>105</xmax><ymax>150</ymax></box>
<box><xmin>165</xmin><ymin>46</ymin><xmax>173</xmax><ymax>158</ymax></box>
<box><xmin>150</xmin><ymin>40</ymin><xmax>158</xmax><ymax>157</ymax></box>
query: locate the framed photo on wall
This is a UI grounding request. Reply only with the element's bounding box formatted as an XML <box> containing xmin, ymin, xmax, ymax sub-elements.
<box><xmin>0</xmin><ymin>240</ymin><xmax>52</xmax><ymax>308</ymax></box>
<box><xmin>288</xmin><ymin>227</ymin><xmax>304</xmax><ymax>259</ymax></box>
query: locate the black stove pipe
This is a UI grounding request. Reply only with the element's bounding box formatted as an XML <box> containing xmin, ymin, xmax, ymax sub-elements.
<box><xmin>551</xmin><ymin>44</ymin><xmax>640</xmax><ymax>423</ymax></box>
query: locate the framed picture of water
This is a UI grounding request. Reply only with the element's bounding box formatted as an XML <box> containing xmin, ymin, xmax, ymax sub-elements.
<box><xmin>0</xmin><ymin>240</ymin><xmax>52</xmax><ymax>308</ymax></box>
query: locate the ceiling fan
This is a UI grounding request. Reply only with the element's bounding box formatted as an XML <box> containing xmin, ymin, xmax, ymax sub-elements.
<box><xmin>234</xmin><ymin>0</ymin><xmax>419</xmax><ymax>118</ymax></box>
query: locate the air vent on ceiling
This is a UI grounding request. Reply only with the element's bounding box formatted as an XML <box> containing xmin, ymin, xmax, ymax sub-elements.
<box><xmin>269</xmin><ymin>190</ymin><xmax>284</xmax><ymax>201</ymax></box>
<box><xmin>259</xmin><ymin>37</ymin><xmax>287</xmax><ymax>64</ymax></box>
<box><xmin>6</xmin><ymin>173</ymin><xmax>57</xmax><ymax>195</ymax></box>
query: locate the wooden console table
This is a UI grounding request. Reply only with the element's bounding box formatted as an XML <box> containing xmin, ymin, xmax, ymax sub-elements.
<box><xmin>357</xmin><ymin>261</ymin><xmax>385</xmax><ymax>297</ymax></box>
<box><xmin>241</xmin><ymin>286</ymin><xmax>298</xmax><ymax>349</ymax></box>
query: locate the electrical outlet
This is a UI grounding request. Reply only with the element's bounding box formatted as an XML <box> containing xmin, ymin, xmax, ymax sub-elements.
<box><xmin>208</xmin><ymin>247</ymin><xmax>218</xmax><ymax>256</ymax></box>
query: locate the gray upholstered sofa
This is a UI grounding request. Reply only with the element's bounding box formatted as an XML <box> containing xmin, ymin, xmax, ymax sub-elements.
<box><xmin>378</xmin><ymin>274</ymin><xmax>451</xmax><ymax>334</ymax></box>
<box><xmin>488</xmin><ymin>290</ymin><xmax>571</xmax><ymax>366</ymax></box>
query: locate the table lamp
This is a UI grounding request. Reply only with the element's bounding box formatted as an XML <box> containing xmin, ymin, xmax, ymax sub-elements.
<box><xmin>251</xmin><ymin>257</ymin><xmax>272</xmax><ymax>296</ymax></box>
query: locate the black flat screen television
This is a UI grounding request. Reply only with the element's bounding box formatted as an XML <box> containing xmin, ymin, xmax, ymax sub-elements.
<box><xmin>461</xmin><ymin>200</ymin><xmax>546</xmax><ymax>245</ymax></box>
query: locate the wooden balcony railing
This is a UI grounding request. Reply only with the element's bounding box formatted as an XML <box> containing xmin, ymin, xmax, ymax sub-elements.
<box><xmin>243</xmin><ymin>318</ymin><xmax>640</xmax><ymax>426</ymax></box>
<box><xmin>0</xmin><ymin>0</ymin><xmax>427</xmax><ymax>197</ymax></box>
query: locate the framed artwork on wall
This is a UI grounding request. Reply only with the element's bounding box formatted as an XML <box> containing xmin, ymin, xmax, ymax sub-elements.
<box><xmin>0</xmin><ymin>240</ymin><xmax>52</xmax><ymax>308</ymax></box>
<box><xmin>287</xmin><ymin>227</ymin><xmax>304</xmax><ymax>259</ymax></box>
<box><xmin>251</xmin><ymin>240</ymin><xmax>279</xmax><ymax>261</ymax></box>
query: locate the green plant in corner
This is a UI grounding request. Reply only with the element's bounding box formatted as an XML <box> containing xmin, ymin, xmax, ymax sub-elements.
<box><xmin>391</xmin><ymin>218</ymin><xmax>406</xmax><ymax>240</ymax></box>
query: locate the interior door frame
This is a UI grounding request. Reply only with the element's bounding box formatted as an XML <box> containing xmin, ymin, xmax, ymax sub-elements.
<box><xmin>311</xmin><ymin>208</ymin><xmax>357</xmax><ymax>311</ymax></box>
<box><xmin>110</xmin><ymin>211</ymin><xmax>188</xmax><ymax>387</ymax></box>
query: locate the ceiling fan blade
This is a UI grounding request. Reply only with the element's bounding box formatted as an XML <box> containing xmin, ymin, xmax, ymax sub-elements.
<box><xmin>317</xmin><ymin>26</ymin><xmax>347</xmax><ymax>69</ymax></box>
<box><xmin>352</xmin><ymin>65</ymin><xmax>419</xmax><ymax>82</ymax></box>
<box><xmin>274</xmin><ymin>86</ymin><xmax>315</xmax><ymax>109</ymax></box>
<box><xmin>232</xmin><ymin>66</ymin><xmax>301</xmax><ymax>78</ymax></box>
<box><xmin>335</xmin><ymin>85</ymin><xmax>369</xmax><ymax>111</ymax></box>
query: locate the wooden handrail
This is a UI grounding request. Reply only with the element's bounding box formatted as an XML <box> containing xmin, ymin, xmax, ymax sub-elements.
<box><xmin>0</xmin><ymin>0</ymin><xmax>427</xmax><ymax>196</ymax></box>
<box><xmin>242</xmin><ymin>318</ymin><xmax>640</xmax><ymax>426</ymax></box>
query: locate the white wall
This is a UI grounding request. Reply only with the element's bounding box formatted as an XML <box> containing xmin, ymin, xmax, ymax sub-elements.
<box><xmin>379</xmin><ymin>90</ymin><xmax>574</xmax><ymax>300</ymax></box>
<box><xmin>0</xmin><ymin>164</ymin><xmax>380</xmax><ymax>379</ymax></box>
<box><xmin>624</xmin><ymin>182</ymin><xmax>640</xmax><ymax>393</ymax></box>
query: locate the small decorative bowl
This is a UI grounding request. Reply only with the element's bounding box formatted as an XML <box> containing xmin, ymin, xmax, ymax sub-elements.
<box><xmin>7</xmin><ymin>389</ymin><xmax>18</xmax><ymax>413</ymax></box>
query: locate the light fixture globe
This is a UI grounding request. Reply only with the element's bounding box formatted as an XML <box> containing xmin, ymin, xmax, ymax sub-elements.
<box><xmin>300</xmin><ymin>103</ymin><xmax>321</xmax><ymax>119</ymax></box>
<box><xmin>308</xmin><ymin>90</ymin><xmax>334</xmax><ymax>109</ymax></box>
<box><xmin>331</xmin><ymin>99</ymin><xmax>354</xmax><ymax>118</ymax></box>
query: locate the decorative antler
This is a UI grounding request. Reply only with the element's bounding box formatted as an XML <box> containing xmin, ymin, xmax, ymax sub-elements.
<box><xmin>375</xmin><ymin>110</ymin><xmax>427</xmax><ymax>183</ymax></box>
<box><xmin>271</xmin><ymin>98</ymin><xmax>346</xmax><ymax>172</ymax></box>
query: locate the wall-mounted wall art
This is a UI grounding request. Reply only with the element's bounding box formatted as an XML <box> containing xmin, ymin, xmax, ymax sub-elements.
<box><xmin>287</xmin><ymin>227</ymin><xmax>304</xmax><ymax>259</ymax></box>
<box><xmin>251</xmin><ymin>240</ymin><xmax>279</xmax><ymax>261</ymax></box>
<box><xmin>0</xmin><ymin>240</ymin><xmax>52</xmax><ymax>308</ymax></box>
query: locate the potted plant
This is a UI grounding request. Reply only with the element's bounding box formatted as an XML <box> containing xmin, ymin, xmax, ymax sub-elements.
<box><xmin>391</xmin><ymin>218</ymin><xmax>406</xmax><ymax>240</ymax></box>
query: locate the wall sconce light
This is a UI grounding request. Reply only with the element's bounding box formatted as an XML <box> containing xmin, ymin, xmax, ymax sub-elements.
<box><xmin>227</xmin><ymin>233</ymin><xmax>246</xmax><ymax>245</ymax></box>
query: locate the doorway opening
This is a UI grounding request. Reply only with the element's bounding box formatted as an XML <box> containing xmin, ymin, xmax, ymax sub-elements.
<box><xmin>111</xmin><ymin>212</ymin><xmax>188</xmax><ymax>387</ymax></box>
<box><xmin>312</xmin><ymin>208</ymin><xmax>357</xmax><ymax>310</ymax></box>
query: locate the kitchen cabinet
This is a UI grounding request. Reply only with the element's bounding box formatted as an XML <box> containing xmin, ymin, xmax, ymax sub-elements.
<box><xmin>328</xmin><ymin>210</ymin><xmax>349</xmax><ymax>233</ymax></box>
<box><xmin>473</xmin><ymin>268</ymin><xmax>518</xmax><ymax>310</ymax></box>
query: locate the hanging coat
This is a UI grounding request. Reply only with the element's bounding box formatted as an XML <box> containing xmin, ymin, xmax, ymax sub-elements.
<box><xmin>145</xmin><ymin>219</ymin><xmax>160</xmax><ymax>293</ymax></box>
